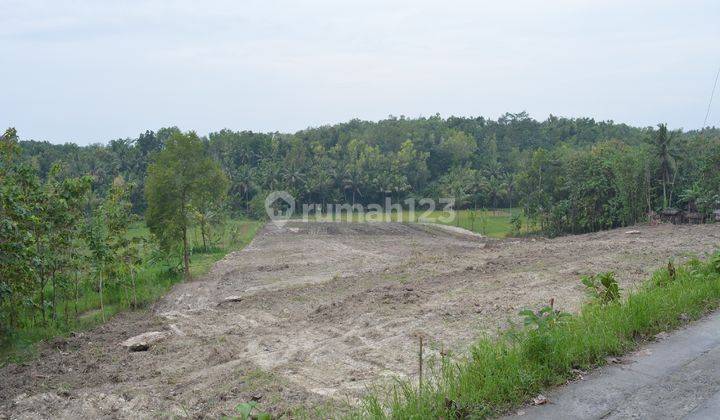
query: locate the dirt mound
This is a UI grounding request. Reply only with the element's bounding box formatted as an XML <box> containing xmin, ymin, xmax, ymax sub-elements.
<box><xmin>2</xmin><ymin>222</ymin><xmax>719</xmax><ymax>418</ymax></box>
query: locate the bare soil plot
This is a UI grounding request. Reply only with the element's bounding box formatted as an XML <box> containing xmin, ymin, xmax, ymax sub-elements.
<box><xmin>1</xmin><ymin>222</ymin><xmax>719</xmax><ymax>418</ymax></box>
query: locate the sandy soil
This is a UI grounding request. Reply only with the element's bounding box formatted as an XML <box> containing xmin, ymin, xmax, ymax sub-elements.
<box><xmin>1</xmin><ymin>222</ymin><xmax>719</xmax><ymax>419</ymax></box>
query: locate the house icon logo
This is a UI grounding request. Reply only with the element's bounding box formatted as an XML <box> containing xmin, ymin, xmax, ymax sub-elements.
<box><xmin>265</xmin><ymin>191</ymin><xmax>295</xmax><ymax>227</ymax></box>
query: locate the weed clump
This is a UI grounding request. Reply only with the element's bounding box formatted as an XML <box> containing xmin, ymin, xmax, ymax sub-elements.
<box><xmin>581</xmin><ymin>272</ymin><xmax>621</xmax><ymax>304</ymax></box>
<box><xmin>230</xmin><ymin>401</ymin><xmax>271</xmax><ymax>420</ymax></box>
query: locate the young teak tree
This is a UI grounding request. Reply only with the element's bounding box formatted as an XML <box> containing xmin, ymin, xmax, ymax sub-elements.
<box><xmin>42</xmin><ymin>164</ymin><xmax>92</xmax><ymax>322</ymax></box>
<box><xmin>84</xmin><ymin>204</ymin><xmax>110</xmax><ymax>322</ymax></box>
<box><xmin>0</xmin><ymin>128</ymin><xmax>36</xmax><ymax>330</ymax></box>
<box><xmin>83</xmin><ymin>177</ymin><xmax>133</xmax><ymax>321</ymax></box>
<box><xmin>145</xmin><ymin>131</ymin><xmax>228</xmax><ymax>278</ymax></box>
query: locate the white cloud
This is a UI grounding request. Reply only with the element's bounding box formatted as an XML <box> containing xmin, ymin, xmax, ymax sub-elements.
<box><xmin>1</xmin><ymin>0</ymin><xmax>719</xmax><ymax>143</ymax></box>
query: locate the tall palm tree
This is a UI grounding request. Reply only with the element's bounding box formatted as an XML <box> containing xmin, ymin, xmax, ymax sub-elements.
<box><xmin>342</xmin><ymin>166</ymin><xmax>364</xmax><ymax>205</ymax></box>
<box><xmin>505</xmin><ymin>173</ymin><xmax>516</xmax><ymax>209</ymax></box>
<box><xmin>231</xmin><ymin>165</ymin><xmax>255</xmax><ymax>212</ymax></box>
<box><xmin>486</xmin><ymin>175</ymin><xmax>507</xmax><ymax>212</ymax></box>
<box><xmin>650</xmin><ymin>124</ymin><xmax>678</xmax><ymax>208</ymax></box>
<box><xmin>281</xmin><ymin>165</ymin><xmax>306</xmax><ymax>196</ymax></box>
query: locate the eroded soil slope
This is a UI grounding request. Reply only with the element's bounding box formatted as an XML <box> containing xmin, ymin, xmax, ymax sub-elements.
<box><xmin>2</xmin><ymin>222</ymin><xmax>719</xmax><ymax>418</ymax></box>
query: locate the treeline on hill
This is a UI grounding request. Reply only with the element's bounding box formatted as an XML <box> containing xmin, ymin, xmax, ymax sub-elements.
<box><xmin>18</xmin><ymin>113</ymin><xmax>720</xmax><ymax>237</ymax></box>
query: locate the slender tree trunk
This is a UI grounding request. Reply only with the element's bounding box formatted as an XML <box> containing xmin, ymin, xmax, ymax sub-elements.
<box><xmin>63</xmin><ymin>290</ymin><xmax>69</xmax><ymax>323</ymax></box>
<box><xmin>51</xmin><ymin>270</ymin><xmax>57</xmax><ymax>321</ymax></box>
<box><xmin>456</xmin><ymin>200</ymin><xmax>460</xmax><ymax>227</ymax></box>
<box><xmin>662</xmin><ymin>169</ymin><xmax>668</xmax><ymax>208</ymax></box>
<box><xmin>14</xmin><ymin>297</ymin><xmax>20</xmax><ymax>329</ymax></box>
<box><xmin>34</xmin><ymin>229</ymin><xmax>46</xmax><ymax>324</ymax></box>
<box><xmin>123</xmin><ymin>282</ymin><xmax>129</xmax><ymax>307</ymax></box>
<box><xmin>39</xmin><ymin>278</ymin><xmax>46</xmax><ymax>324</ymax></box>
<box><xmin>99</xmin><ymin>270</ymin><xmax>105</xmax><ymax>322</ymax></box>
<box><xmin>74</xmin><ymin>271</ymin><xmax>79</xmax><ymax>321</ymax></box>
<box><xmin>645</xmin><ymin>168</ymin><xmax>652</xmax><ymax>214</ymax></box>
<box><xmin>669</xmin><ymin>170</ymin><xmax>677</xmax><ymax>207</ymax></box>
<box><xmin>131</xmin><ymin>269</ymin><xmax>138</xmax><ymax>308</ymax></box>
<box><xmin>201</xmin><ymin>220</ymin><xmax>207</xmax><ymax>251</ymax></box>
<box><xmin>183</xmin><ymin>226</ymin><xmax>191</xmax><ymax>279</ymax></box>
<box><xmin>7</xmin><ymin>299</ymin><xmax>13</xmax><ymax>330</ymax></box>
<box><xmin>472</xmin><ymin>201</ymin><xmax>477</xmax><ymax>231</ymax></box>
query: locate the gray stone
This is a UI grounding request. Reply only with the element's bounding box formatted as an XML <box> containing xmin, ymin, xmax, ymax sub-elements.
<box><xmin>120</xmin><ymin>331</ymin><xmax>168</xmax><ymax>352</ymax></box>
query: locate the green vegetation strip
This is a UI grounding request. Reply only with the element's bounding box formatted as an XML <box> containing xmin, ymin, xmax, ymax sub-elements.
<box><xmin>357</xmin><ymin>253</ymin><xmax>720</xmax><ymax>419</ymax></box>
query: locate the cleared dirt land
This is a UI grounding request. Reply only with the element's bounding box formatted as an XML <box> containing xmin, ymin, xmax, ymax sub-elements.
<box><xmin>2</xmin><ymin>222</ymin><xmax>719</xmax><ymax>418</ymax></box>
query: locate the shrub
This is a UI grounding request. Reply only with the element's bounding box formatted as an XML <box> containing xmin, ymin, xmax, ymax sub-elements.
<box><xmin>581</xmin><ymin>272</ymin><xmax>621</xmax><ymax>304</ymax></box>
<box><xmin>510</xmin><ymin>213</ymin><xmax>523</xmax><ymax>233</ymax></box>
<box><xmin>232</xmin><ymin>402</ymin><xmax>271</xmax><ymax>420</ymax></box>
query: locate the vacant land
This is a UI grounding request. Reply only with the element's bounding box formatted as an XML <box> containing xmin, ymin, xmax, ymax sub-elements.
<box><xmin>1</xmin><ymin>222</ymin><xmax>719</xmax><ymax>418</ymax></box>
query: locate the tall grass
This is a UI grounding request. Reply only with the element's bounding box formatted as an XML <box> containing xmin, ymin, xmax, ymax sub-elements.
<box><xmin>0</xmin><ymin>219</ymin><xmax>262</xmax><ymax>364</ymax></box>
<box><xmin>357</xmin><ymin>253</ymin><xmax>720</xmax><ymax>419</ymax></box>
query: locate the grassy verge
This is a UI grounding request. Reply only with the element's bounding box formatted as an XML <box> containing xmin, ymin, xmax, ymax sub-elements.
<box><xmin>357</xmin><ymin>253</ymin><xmax>720</xmax><ymax>419</ymax></box>
<box><xmin>0</xmin><ymin>219</ymin><xmax>262</xmax><ymax>364</ymax></box>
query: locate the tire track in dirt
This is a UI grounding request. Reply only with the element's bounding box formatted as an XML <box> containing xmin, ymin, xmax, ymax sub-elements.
<box><xmin>2</xmin><ymin>222</ymin><xmax>719</xmax><ymax>418</ymax></box>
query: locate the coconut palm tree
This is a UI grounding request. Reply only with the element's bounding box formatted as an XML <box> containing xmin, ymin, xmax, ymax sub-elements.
<box><xmin>650</xmin><ymin>124</ymin><xmax>678</xmax><ymax>208</ymax></box>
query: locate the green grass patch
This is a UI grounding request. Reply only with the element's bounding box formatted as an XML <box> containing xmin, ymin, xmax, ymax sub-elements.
<box><xmin>444</xmin><ymin>209</ymin><xmax>534</xmax><ymax>238</ymax></box>
<box><xmin>0</xmin><ymin>219</ymin><xmax>262</xmax><ymax>365</ymax></box>
<box><xmin>356</xmin><ymin>253</ymin><xmax>720</xmax><ymax>419</ymax></box>
<box><xmin>299</xmin><ymin>208</ymin><xmax>535</xmax><ymax>238</ymax></box>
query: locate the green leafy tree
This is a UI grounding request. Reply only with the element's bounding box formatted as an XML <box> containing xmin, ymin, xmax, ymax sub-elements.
<box><xmin>84</xmin><ymin>198</ymin><xmax>111</xmax><ymax>321</ymax></box>
<box><xmin>649</xmin><ymin>124</ymin><xmax>679</xmax><ymax>208</ymax></box>
<box><xmin>342</xmin><ymin>139</ymin><xmax>371</xmax><ymax>205</ymax></box>
<box><xmin>42</xmin><ymin>164</ymin><xmax>92</xmax><ymax>321</ymax></box>
<box><xmin>83</xmin><ymin>178</ymin><xmax>133</xmax><ymax>322</ymax></box>
<box><xmin>145</xmin><ymin>131</ymin><xmax>228</xmax><ymax>278</ymax></box>
<box><xmin>397</xmin><ymin>140</ymin><xmax>430</xmax><ymax>192</ymax></box>
<box><xmin>104</xmin><ymin>177</ymin><xmax>135</xmax><ymax>309</ymax></box>
<box><xmin>1</xmin><ymin>128</ymin><xmax>91</xmax><ymax>330</ymax></box>
<box><xmin>193</xmin><ymin>186</ymin><xmax>228</xmax><ymax>252</ymax></box>
<box><xmin>306</xmin><ymin>143</ymin><xmax>338</xmax><ymax>208</ymax></box>
<box><xmin>439</xmin><ymin>167</ymin><xmax>474</xmax><ymax>226</ymax></box>
<box><xmin>438</xmin><ymin>130</ymin><xmax>476</xmax><ymax>167</ymax></box>
<box><xmin>1</xmin><ymin>128</ymin><xmax>36</xmax><ymax>330</ymax></box>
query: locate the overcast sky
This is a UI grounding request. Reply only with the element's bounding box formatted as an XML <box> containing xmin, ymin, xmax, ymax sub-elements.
<box><xmin>1</xmin><ymin>0</ymin><xmax>719</xmax><ymax>145</ymax></box>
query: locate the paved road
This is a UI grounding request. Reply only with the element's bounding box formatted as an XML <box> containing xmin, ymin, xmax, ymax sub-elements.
<box><xmin>507</xmin><ymin>311</ymin><xmax>720</xmax><ymax>420</ymax></box>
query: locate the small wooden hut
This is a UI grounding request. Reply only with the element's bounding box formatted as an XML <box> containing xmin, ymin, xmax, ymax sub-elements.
<box><xmin>660</xmin><ymin>208</ymin><xmax>683</xmax><ymax>224</ymax></box>
<box><xmin>685</xmin><ymin>211</ymin><xmax>703</xmax><ymax>224</ymax></box>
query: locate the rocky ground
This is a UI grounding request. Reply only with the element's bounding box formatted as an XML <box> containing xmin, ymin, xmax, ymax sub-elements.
<box><xmin>1</xmin><ymin>221</ymin><xmax>719</xmax><ymax>418</ymax></box>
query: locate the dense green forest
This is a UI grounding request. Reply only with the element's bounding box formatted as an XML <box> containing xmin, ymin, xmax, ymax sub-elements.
<box><xmin>17</xmin><ymin>113</ymin><xmax>720</xmax><ymax>235</ymax></box>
